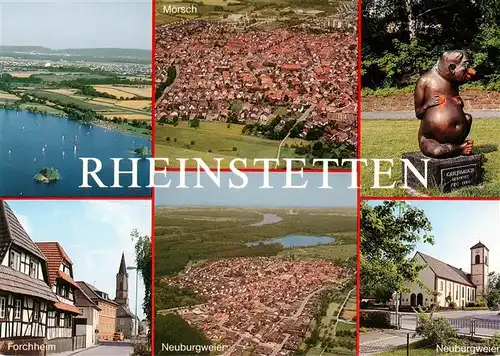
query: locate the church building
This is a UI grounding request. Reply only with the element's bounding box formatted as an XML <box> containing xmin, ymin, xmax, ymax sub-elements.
<box><xmin>115</xmin><ymin>253</ymin><xmax>137</xmax><ymax>338</ymax></box>
<box><xmin>401</xmin><ymin>242</ymin><xmax>489</xmax><ymax>308</ymax></box>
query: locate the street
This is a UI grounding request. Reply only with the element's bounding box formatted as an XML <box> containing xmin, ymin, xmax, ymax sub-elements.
<box><xmin>74</xmin><ymin>345</ymin><xmax>133</xmax><ymax>356</ymax></box>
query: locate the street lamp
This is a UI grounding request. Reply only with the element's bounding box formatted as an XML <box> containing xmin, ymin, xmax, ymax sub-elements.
<box><xmin>127</xmin><ymin>266</ymin><xmax>139</xmax><ymax>337</ymax></box>
<box><xmin>392</xmin><ymin>290</ymin><xmax>400</xmax><ymax>329</ymax></box>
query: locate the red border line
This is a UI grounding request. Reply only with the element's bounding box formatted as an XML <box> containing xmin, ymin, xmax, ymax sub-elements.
<box><xmin>356</xmin><ymin>0</ymin><xmax>362</xmax><ymax>353</ymax></box>
<box><xmin>151</xmin><ymin>0</ymin><xmax>156</xmax><ymax>354</ymax></box>
<box><xmin>361</xmin><ymin>196</ymin><xmax>500</xmax><ymax>201</ymax></box>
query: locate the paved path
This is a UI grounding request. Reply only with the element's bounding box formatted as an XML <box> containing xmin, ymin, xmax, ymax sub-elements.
<box><xmin>362</xmin><ymin>110</ymin><xmax>500</xmax><ymax>119</ymax></box>
<box><xmin>51</xmin><ymin>344</ymin><xmax>132</xmax><ymax>356</ymax></box>
<box><xmin>73</xmin><ymin>345</ymin><xmax>133</xmax><ymax>356</ymax></box>
<box><xmin>360</xmin><ymin>329</ymin><xmax>420</xmax><ymax>356</ymax></box>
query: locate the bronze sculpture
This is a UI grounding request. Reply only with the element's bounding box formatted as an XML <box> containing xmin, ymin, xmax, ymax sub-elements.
<box><xmin>414</xmin><ymin>50</ymin><xmax>478</xmax><ymax>158</ymax></box>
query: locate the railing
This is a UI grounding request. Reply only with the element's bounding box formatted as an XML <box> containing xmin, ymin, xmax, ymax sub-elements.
<box><xmin>392</xmin><ymin>314</ymin><xmax>500</xmax><ymax>338</ymax></box>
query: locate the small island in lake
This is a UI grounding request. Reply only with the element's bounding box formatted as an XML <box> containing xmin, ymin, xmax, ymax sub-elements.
<box><xmin>134</xmin><ymin>146</ymin><xmax>151</xmax><ymax>158</ymax></box>
<box><xmin>34</xmin><ymin>167</ymin><xmax>60</xmax><ymax>183</ymax></box>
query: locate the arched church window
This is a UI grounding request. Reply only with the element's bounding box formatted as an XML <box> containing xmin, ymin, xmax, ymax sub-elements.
<box><xmin>475</xmin><ymin>254</ymin><xmax>480</xmax><ymax>264</ymax></box>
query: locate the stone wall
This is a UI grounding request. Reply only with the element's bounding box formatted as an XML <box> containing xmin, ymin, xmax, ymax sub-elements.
<box><xmin>362</xmin><ymin>90</ymin><xmax>500</xmax><ymax>112</ymax></box>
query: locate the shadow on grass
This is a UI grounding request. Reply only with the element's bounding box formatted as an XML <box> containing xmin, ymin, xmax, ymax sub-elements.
<box><xmin>474</xmin><ymin>144</ymin><xmax>498</xmax><ymax>155</ymax></box>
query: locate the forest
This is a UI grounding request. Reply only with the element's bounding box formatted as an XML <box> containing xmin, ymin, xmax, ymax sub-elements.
<box><xmin>362</xmin><ymin>0</ymin><xmax>500</xmax><ymax>91</ymax></box>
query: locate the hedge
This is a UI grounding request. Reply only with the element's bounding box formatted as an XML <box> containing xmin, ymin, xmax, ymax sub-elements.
<box><xmin>360</xmin><ymin>310</ymin><xmax>392</xmax><ymax>328</ymax></box>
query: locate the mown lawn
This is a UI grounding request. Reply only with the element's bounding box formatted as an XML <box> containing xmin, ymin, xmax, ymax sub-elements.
<box><xmin>361</xmin><ymin>118</ymin><xmax>500</xmax><ymax>197</ymax></box>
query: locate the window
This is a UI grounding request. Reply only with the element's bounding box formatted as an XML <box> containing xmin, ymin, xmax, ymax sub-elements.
<box><xmin>475</xmin><ymin>254</ymin><xmax>480</xmax><ymax>264</ymax></box>
<box><xmin>10</xmin><ymin>250</ymin><xmax>20</xmax><ymax>271</ymax></box>
<box><xmin>66</xmin><ymin>316</ymin><xmax>72</xmax><ymax>328</ymax></box>
<box><xmin>34</xmin><ymin>302</ymin><xmax>40</xmax><ymax>321</ymax></box>
<box><xmin>456</xmin><ymin>289</ymin><xmax>459</xmax><ymax>299</ymax></box>
<box><xmin>30</xmin><ymin>260</ymin><xmax>38</xmax><ymax>279</ymax></box>
<box><xmin>462</xmin><ymin>286</ymin><xmax>465</xmax><ymax>298</ymax></box>
<box><xmin>0</xmin><ymin>297</ymin><xmax>6</xmax><ymax>319</ymax></box>
<box><xmin>485</xmin><ymin>255</ymin><xmax>488</xmax><ymax>265</ymax></box>
<box><xmin>120</xmin><ymin>319</ymin><xmax>124</xmax><ymax>325</ymax></box>
<box><xmin>14</xmin><ymin>300</ymin><xmax>22</xmax><ymax>319</ymax></box>
<box><xmin>440</xmin><ymin>281</ymin><xmax>443</xmax><ymax>291</ymax></box>
<box><xmin>59</xmin><ymin>313</ymin><xmax>65</xmax><ymax>327</ymax></box>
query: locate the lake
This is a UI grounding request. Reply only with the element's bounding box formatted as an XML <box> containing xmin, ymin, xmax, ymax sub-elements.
<box><xmin>0</xmin><ymin>109</ymin><xmax>151</xmax><ymax>197</ymax></box>
<box><xmin>246</xmin><ymin>234</ymin><xmax>335</xmax><ymax>248</ymax></box>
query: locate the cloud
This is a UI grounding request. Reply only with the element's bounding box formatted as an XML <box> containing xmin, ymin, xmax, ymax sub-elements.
<box><xmin>83</xmin><ymin>200</ymin><xmax>151</xmax><ymax>246</ymax></box>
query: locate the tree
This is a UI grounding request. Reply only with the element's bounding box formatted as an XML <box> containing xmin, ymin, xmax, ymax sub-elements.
<box><xmin>133</xmin><ymin>229</ymin><xmax>152</xmax><ymax>323</ymax></box>
<box><xmin>486</xmin><ymin>272</ymin><xmax>500</xmax><ymax>308</ymax></box>
<box><xmin>361</xmin><ymin>201</ymin><xmax>434</xmax><ymax>301</ymax></box>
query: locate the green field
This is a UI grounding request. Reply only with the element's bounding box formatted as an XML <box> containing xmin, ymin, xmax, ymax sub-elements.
<box><xmin>35</xmin><ymin>73</ymin><xmax>111</xmax><ymax>83</ymax></box>
<box><xmin>156</xmin><ymin>121</ymin><xmax>312</xmax><ymax>168</ymax></box>
<box><xmin>361</xmin><ymin>118</ymin><xmax>500</xmax><ymax>197</ymax></box>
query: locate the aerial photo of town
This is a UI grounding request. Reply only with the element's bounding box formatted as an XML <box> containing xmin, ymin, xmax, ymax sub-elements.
<box><xmin>0</xmin><ymin>1</ymin><xmax>152</xmax><ymax>197</ymax></box>
<box><xmin>155</xmin><ymin>0</ymin><xmax>358</xmax><ymax>168</ymax></box>
<box><xmin>154</xmin><ymin>172</ymin><xmax>357</xmax><ymax>355</ymax></box>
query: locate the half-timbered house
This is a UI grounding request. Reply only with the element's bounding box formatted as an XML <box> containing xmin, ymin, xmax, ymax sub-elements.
<box><xmin>35</xmin><ymin>242</ymin><xmax>81</xmax><ymax>351</ymax></box>
<box><xmin>0</xmin><ymin>201</ymin><xmax>58</xmax><ymax>355</ymax></box>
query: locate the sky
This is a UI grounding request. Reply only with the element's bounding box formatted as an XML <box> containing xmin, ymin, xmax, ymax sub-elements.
<box><xmin>367</xmin><ymin>200</ymin><xmax>500</xmax><ymax>274</ymax></box>
<box><xmin>7</xmin><ymin>199</ymin><xmax>152</xmax><ymax>319</ymax></box>
<box><xmin>155</xmin><ymin>172</ymin><xmax>356</xmax><ymax>207</ymax></box>
<box><xmin>1</xmin><ymin>0</ymin><xmax>151</xmax><ymax>49</ymax></box>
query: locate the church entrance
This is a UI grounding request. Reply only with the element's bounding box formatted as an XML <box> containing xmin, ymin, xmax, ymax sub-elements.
<box><xmin>410</xmin><ymin>293</ymin><xmax>416</xmax><ymax>306</ymax></box>
<box><xmin>417</xmin><ymin>293</ymin><xmax>423</xmax><ymax>306</ymax></box>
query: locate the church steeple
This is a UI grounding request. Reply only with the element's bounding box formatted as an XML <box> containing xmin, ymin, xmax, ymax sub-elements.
<box><xmin>471</xmin><ymin>241</ymin><xmax>489</xmax><ymax>300</ymax></box>
<box><xmin>118</xmin><ymin>252</ymin><xmax>128</xmax><ymax>275</ymax></box>
<box><xmin>115</xmin><ymin>252</ymin><xmax>129</xmax><ymax>307</ymax></box>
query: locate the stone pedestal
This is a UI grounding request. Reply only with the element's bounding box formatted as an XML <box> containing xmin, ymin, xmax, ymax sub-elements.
<box><xmin>401</xmin><ymin>152</ymin><xmax>484</xmax><ymax>193</ymax></box>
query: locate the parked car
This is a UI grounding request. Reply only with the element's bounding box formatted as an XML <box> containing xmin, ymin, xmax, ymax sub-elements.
<box><xmin>113</xmin><ymin>332</ymin><xmax>125</xmax><ymax>341</ymax></box>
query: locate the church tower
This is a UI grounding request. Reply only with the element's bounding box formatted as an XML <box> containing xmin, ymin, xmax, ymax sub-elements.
<box><xmin>115</xmin><ymin>252</ymin><xmax>129</xmax><ymax>307</ymax></box>
<box><xmin>470</xmin><ymin>241</ymin><xmax>489</xmax><ymax>300</ymax></box>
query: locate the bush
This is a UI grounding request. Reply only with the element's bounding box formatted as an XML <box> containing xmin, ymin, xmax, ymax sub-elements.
<box><xmin>488</xmin><ymin>333</ymin><xmax>500</xmax><ymax>348</ymax></box>
<box><xmin>190</xmin><ymin>140</ymin><xmax>195</xmax><ymax>145</ymax></box>
<box><xmin>449</xmin><ymin>301</ymin><xmax>457</xmax><ymax>309</ymax></box>
<box><xmin>360</xmin><ymin>311</ymin><xmax>391</xmax><ymax>328</ymax></box>
<box><xmin>131</xmin><ymin>341</ymin><xmax>149</xmax><ymax>356</ymax></box>
<box><xmin>232</xmin><ymin>146</ymin><xmax>237</xmax><ymax>151</ymax></box>
<box><xmin>360</xmin><ymin>301</ymin><xmax>374</xmax><ymax>309</ymax></box>
<box><xmin>166</xmin><ymin>137</ymin><xmax>170</xmax><ymax>141</ymax></box>
<box><xmin>416</xmin><ymin>313</ymin><xmax>458</xmax><ymax>346</ymax></box>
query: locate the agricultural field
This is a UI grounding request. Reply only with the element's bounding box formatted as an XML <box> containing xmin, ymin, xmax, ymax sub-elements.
<box><xmin>8</xmin><ymin>71</ymin><xmax>48</xmax><ymax>78</ymax></box>
<box><xmin>19</xmin><ymin>84</ymin><xmax>152</xmax><ymax>122</ymax></box>
<box><xmin>0</xmin><ymin>91</ymin><xmax>20</xmax><ymax>101</ymax></box>
<box><xmin>155</xmin><ymin>121</ymin><xmax>310</xmax><ymax>168</ymax></box>
<box><xmin>93</xmin><ymin>84</ymin><xmax>151</xmax><ymax>99</ymax></box>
